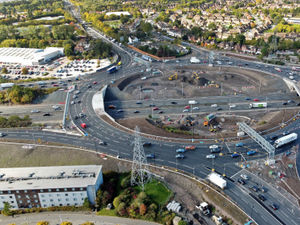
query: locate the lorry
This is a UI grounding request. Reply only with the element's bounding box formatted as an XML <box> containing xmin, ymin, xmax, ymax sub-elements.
<box><xmin>190</xmin><ymin>57</ymin><xmax>200</xmax><ymax>64</ymax></box>
<box><xmin>195</xmin><ymin>202</ymin><xmax>210</xmax><ymax>216</ymax></box>
<box><xmin>188</xmin><ymin>100</ymin><xmax>197</xmax><ymax>105</ymax></box>
<box><xmin>207</xmin><ymin>172</ymin><xmax>227</xmax><ymax>189</ymax></box>
<box><xmin>249</xmin><ymin>102</ymin><xmax>267</xmax><ymax>108</ymax></box>
<box><xmin>274</xmin><ymin>133</ymin><xmax>298</xmax><ymax>148</ymax></box>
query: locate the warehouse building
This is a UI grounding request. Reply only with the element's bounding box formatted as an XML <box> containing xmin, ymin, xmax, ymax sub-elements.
<box><xmin>0</xmin><ymin>165</ymin><xmax>103</xmax><ymax>209</ymax></box>
<box><xmin>0</xmin><ymin>47</ymin><xmax>64</xmax><ymax>66</ymax></box>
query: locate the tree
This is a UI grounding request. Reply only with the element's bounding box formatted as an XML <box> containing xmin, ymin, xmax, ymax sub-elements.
<box><xmin>1</xmin><ymin>67</ymin><xmax>8</xmax><ymax>74</ymax></box>
<box><xmin>83</xmin><ymin>197</ymin><xmax>91</xmax><ymax>209</ymax></box>
<box><xmin>64</xmin><ymin>43</ymin><xmax>73</xmax><ymax>57</ymax></box>
<box><xmin>1</xmin><ymin>202</ymin><xmax>12</xmax><ymax>216</ymax></box>
<box><xmin>178</xmin><ymin>220</ymin><xmax>188</xmax><ymax>225</ymax></box>
<box><xmin>21</xmin><ymin>67</ymin><xmax>29</xmax><ymax>75</ymax></box>
<box><xmin>81</xmin><ymin>223</ymin><xmax>94</xmax><ymax>225</ymax></box>
<box><xmin>235</xmin><ymin>34</ymin><xmax>246</xmax><ymax>47</ymax></box>
<box><xmin>139</xmin><ymin>203</ymin><xmax>147</xmax><ymax>216</ymax></box>
<box><xmin>208</xmin><ymin>23</ymin><xmax>217</xmax><ymax>30</ymax></box>
<box><xmin>36</xmin><ymin>222</ymin><xmax>49</xmax><ymax>225</ymax></box>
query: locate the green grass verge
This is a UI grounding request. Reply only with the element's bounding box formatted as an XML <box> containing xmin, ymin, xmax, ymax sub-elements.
<box><xmin>97</xmin><ymin>208</ymin><xmax>117</xmax><ymax>216</ymax></box>
<box><xmin>138</xmin><ymin>180</ymin><xmax>172</xmax><ymax>205</ymax></box>
<box><xmin>104</xmin><ymin>20</ymin><xmax>121</xmax><ymax>28</ymax></box>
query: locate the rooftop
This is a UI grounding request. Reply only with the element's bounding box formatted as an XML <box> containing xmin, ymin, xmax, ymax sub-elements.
<box><xmin>0</xmin><ymin>165</ymin><xmax>102</xmax><ymax>191</ymax></box>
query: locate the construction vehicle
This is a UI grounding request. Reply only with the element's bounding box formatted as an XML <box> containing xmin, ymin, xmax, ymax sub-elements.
<box><xmin>169</xmin><ymin>72</ymin><xmax>178</xmax><ymax>81</ymax></box>
<box><xmin>196</xmin><ymin>202</ymin><xmax>210</xmax><ymax>216</ymax></box>
<box><xmin>192</xmin><ymin>72</ymin><xmax>200</xmax><ymax>80</ymax></box>
<box><xmin>203</xmin><ymin>113</ymin><xmax>215</xmax><ymax>126</ymax></box>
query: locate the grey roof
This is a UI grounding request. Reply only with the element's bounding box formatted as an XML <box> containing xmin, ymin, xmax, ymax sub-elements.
<box><xmin>0</xmin><ymin>165</ymin><xmax>102</xmax><ymax>191</ymax></box>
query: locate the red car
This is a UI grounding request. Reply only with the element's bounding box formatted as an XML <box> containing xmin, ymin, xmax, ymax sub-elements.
<box><xmin>93</xmin><ymin>81</ymin><xmax>98</xmax><ymax>84</ymax></box>
<box><xmin>81</xmin><ymin>123</ymin><xmax>87</xmax><ymax>129</ymax></box>
<box><xmin>253</xmin><ymin>99</ymin><xmax>259</xmax><ymax>102</ymax></box>
<box><xmin>184</xmin><ymin>105</ymin><xmax>191</xmax><ymax>109</ymax></box>
<box><xmin>153</xmin><ymin>107</ymin><xmax>159</xmax><ymax>111</ymax></box>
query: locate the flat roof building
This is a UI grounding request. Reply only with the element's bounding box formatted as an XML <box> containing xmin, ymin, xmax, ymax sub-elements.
<box><xmin>0</xmin><ymin>47</ymin><xmax>64</xmax><ymax>66</ymax></box>
<box><xmin>0</xmin><ymin>165</ymin><xmax>103</xmax><ymax>209</ymax></box>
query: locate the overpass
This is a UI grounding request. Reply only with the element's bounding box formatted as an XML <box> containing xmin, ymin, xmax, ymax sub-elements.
<box><xmin>283</xmin><ymin>77</ymin><xmax>300</xmax><ymax>97</ymax></box>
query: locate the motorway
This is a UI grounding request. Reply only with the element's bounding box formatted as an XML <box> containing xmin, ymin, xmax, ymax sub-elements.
<box><xmin>1</xmin><ymin>1</ymin><xmax>299</xmax><ymax>225</ymax></box>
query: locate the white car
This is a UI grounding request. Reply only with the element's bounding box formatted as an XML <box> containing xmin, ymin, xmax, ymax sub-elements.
<box><xmin>211</xmin><ymin>104</ymin><xmax>218</xmax><ymax>108</ymax></box>
<box><xmin>206</xmin><ymin>154</ymin><xmax>216</xmax><ymax>159</ymax></box>
<box><xmin>183</xmin><ymin>109</ymin><xmax>189</xmax><ymax>113</ymax></box>
<box><xmin>209</xmin><ymin>145</ymin><xmax>219</xmax><ymax>150</ymax></box>
<box><xmin>240</xmin><ymin>174</ymin><xmax>249</xmax><ymax>180</ymax></box>
<box><xmin>31</xmin><ymin>109</ymin><xmax>40</xmax><ymax>113</ymax></box>
<box><xmin>193</xmin><ymin>107</ymin><xmax>199</xmax><ymax>110</ymax></box>
<box><xmin>229</xmin><ymin>104</ymin><xmax>236</xmax><ymax>108</ymax></box>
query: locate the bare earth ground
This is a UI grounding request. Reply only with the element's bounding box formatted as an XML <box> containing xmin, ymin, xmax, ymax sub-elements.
<box><xmin>0</xmin><ymin>143</ymin><xmax>249</xmax><ymax>225</ymax></box>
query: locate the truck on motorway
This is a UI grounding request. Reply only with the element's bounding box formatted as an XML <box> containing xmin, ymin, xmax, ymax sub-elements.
<box><xmin>274</xmin><ymin>133</ymin><xmax>298</xmax><ymax>148</ymax></box>
<box><xmin>207</xmin><ymin>172</ymin><xmax>227</xmax><ymax>189</ymax></box>
<box><xmin>188</xmin><ymin>100</ymin><xmax>197</xmax><ymax>105</ymax></box>
<box><xmin>107</xmin><ymin>66</ymin><xmax>118</xmax><ymax>74</ymax></box>
<box><xmin>190</xmin><ymin>57</ymin><xmax>200</xmax><ymax>64</ymax></box>
<box><xmin>249</xmin><ymin>102</ymin><xmax>267</xmax><ymax>108</ymax></box>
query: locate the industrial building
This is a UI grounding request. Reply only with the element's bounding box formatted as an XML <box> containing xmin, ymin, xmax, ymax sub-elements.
<box><xmin>0</xmin><ymin>165</ymin><xmax>103</xmax><ymax>209</ymax></box>
<box><xmin>0</xmin><ymin>47</ymin><xmax>64</xmax><ymax>66</ymax></box>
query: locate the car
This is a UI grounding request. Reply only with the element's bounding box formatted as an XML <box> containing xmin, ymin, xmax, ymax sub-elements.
<box><xmin>77</xmin><ymin>100</ymin><xmax>81</xmax><ymax>104</ymax></box>
<box><xmin>146</xmin><ymin>153</ymin><xmax>155</xmax><ymax>159</ymax></box>
<box><xmin>258</xmin><ymin>194</ymin><xmax>266</xmax><ymax>201</ymax></box>
<box><xmin>261</xmin><ymin>187</ymin><xmax>267</xmax><ymax>193</ymax></box>
<box><xmin>270</xmin><ymin>203</ymin><xmax>279</xmax><ymax>210</ymax></box>
<box><xmin>43</xmin><ymin>113</ymin><xmax>51</xmax><ymax>116</ymax></box>
<box><xmin>229</xmin><ymin>104</ymin><xmax>236</xmax><ymax>108</ymax></box>
<box><xmin>235</xmin><ymin>142</ymin><xmax>244</xmax><ymax>147</ymax></box>
<box><xmin>206</xmin><ymin>154</ymin><xmax>215</xmax><ymax>159</ymax></box>
<box><xmin>108</xmin><ymin>105</ymin><xmax>116</xmax><ymax>109</ymax></box>
<box><xmin>184</xmin><ymin>105</ymin><xmax>190</xmax><ymax>109</ymax></box>
<box><xmin>153</xmin><ymin>107</ymin><xmax>159</xmax><ymax>111</ymax></box>
<box><xmin>270</xmin><ymin>135</ymin><xmax>278</xmax><ymax>140</ymax></box>
<box><xmin>149</xmin><ymin>104</ymin><xmax>155</xmax><ymax>107</ymax></box>
<box><xmin>171</xmin><ymin>101</ymin><xmax>177</xmax><ymax>104</ymax></box>
<box><xmin>210</xmin><ymin>148</ymin><xmax>220</xmax><ymax>153</ymax></box>
<box><xmin>93</xmin><ymin>81</ymin><xmax>97</xmax><ymax>84</ymax></box>
<box><xmin>79</xmin><ymin>113</ymin><xmax>85</xmax><ymax>118</ymax></box>
<box><xmin>247</xmin><ymin>150</ymin><xmax>257</xmax><ymax>156</ymax></box>
<box><xmin>175</xmin><ymin>154</ymin><xmax>185</xmax><ymax>159</ymax></box>
<box><xmin>143</xmin><ymin>142</ymin><xmax>152</xmax><ymax>147</ymax></box>
<box><xmin>253</xmin><ymin>98</ymin><xmax>259</xmax><ymax>102</ymax></box>
<box><xmin>211</xmin><ymin>104</ymin><xmax>218</xmax><ymax>107</ymax></box>
<box><xmin>31</xmin><ymin>109</ymin><xmax>40</xmax><ymax>113</ymax></box>
<box><xmin>71</xmin><ymin>101</ymin><xmax>75</xmax><ymax>105</ymax></box>
<box><xmin>245</xmin><ymin>97</ymin><xmax>251</xmax><ymax>100</ymax></box>
<box><xmin>250</xmin><ymin>186</ymin><xmax>259</xmax><ymax>192</ymax></box>
<box><xmin>237</xmin><ymin>178</ymin><xmax>246</xmax><ymax>185</ymax></box>
<box><xmin>282</xmin><ymin>102</ymin><xmax>287</xmax><ymax>105</ymax></box>
<box><xmin>297</xmin><ymin>103</ymin><xmax>300</xmax><ymax>106</ymax></box>
<box><xmin>99</xmin><ymin>140</ymin><xmax>107</xmax><ymax>145</ymax></box>
<box><xmin>183</xmin><ymin>109</ymin><xmax>189</xmax><ymax>113</ymax></box>
<box><xmin>217</xmin><ymin>107</ymin><xmax>222</xmax><ymax>111</ymax></box>
<box><xmin>136</xmin><ymin>101</ymin><xmax>142</xmax><ymax>104</ymax></box>
<box><xmin>287</xmin><ymin>100</ymin><xmax>294</xmax><ymax>104</ymax></box>
<box><xmin>134</xmin><ymin>110</ymin><xmax>140</xmax><ymax>113</ymax></box>
<box><xmin>74</xmin><ymin>116</ymin><xmax>78</xmax><ymax>120</ymax></box>
<box><xmin>0</xmin><ymin>132</ymin><xmax>6</xmax><ymax>137</ymax></box>
<box><xmin>158</xmin><ymin>111</ymin><xmax>164</xmax><ymax>114</ymax></box>
<box><xmin>244</xmin><ymin>220</ymin><xmax>254</xmax><ymax>225</ymax></box>
<box><xmin>193</xmin><ymin>107</ymin><xmax>199</xmax><ymax>110</ymax></box>
<box><xmin>240</xmin><ymin>174</ymin><xmax>249</xmax><ymax>180</ymax></box>
<box><xmin>176</xmin><ymin>148</ymin><xmax>186</xmax><ymax>153</ymax></box>
<box><xmin>87</xmin><ymin>85</ymin><xmax>92</xmax><ymax>88</ymax></box>
<box><xmin>116</xmin><ymin>109</ymin><xmax>124</xmax><ymax>113</ymax></box>
<box><xmin>231</xmin><ymin>153</ymin><xmax>240</xmax><ymax>158</ymax></box>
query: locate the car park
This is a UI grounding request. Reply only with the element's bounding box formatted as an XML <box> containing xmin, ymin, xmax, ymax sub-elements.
<box><xmin>176</xmin><ymin>148</ymin><xmax>186</xmax><ymax>153</ymax></box>
<box><xmin>206</xmin><ymin>154</ymin><xmax>215</xmax><ymax>159</ymax></box>
<box><xmin>175</xmin><ymin>154</ymin><xmax>185</xmax><ymax>159</ymax></box>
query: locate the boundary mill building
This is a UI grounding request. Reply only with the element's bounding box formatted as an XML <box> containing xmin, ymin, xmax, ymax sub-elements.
<box><xmin>0</xmin><ymin>165</ymin><xmax>103</xmax><ymax>209</ymax></box>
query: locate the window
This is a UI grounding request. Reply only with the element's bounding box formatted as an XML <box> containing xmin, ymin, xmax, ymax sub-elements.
<box><xmin>9</xmin><ymin>196</ymin><xmax>13</xmax><ymax>199</ymax></box>
<box><xmin>27</xmin><ymin>200</ymin><xmax>30</xmax><ymax>203</ymax></box>
<box><xmin>11</xmin><ymin>201</ymin><xmax>14</xmax><ymax>204</ymax></box>
<box><xmin>72</xmin><ymin>188</ymin><xmax>75</xmax><ymax>191</ymax></box>
<box><xmin>80</xmin><ymin>188</ymin><xmax>83</xmax><ymax>191</ymax></box>
<box><xmin>67</xmin><ymin>203</ymin><xmax>70</xmax><ymax>206</ymax></box>
<box><xmin>33</xmin><ymin>195</ymin><xmax>37</xmax><ymax>198</ymax></box>
<box><xmin>35</xmin><ymin>200</ymin><xmax>38</xmax><ymax>203</ymax></box>
<box><xmin>16</xmin><ymin>190</ymin><xmax>19</xmax><ymax>193</ymax></box>
<box><xmin>40</xmin><ymin>189</ymin><xmax>44</xmax><ymax>192</ymax></box>
<box><xmin>49</xmin><ymin>194</ymin><xmax>52</xmax><ymax>197</ymax></box>
<box><xmin>36</xmin><ymin>204</ymin><xmax>40</xmax><ymax>208</ymax></box>
<box><xmin>41</xmin><ymin>194</ymin><xmax>44</xmax><ymax>197</ymax></box>
<box><xmin>18</xmin><ymin>195</ymin><xmax>21</xmax><ymax>198</ymax></box>
<box><xmin>65</xmin><ymin>193</ymin><xmax>68</xmax><ymax>196</ymax></box>
<box><xmin>0</xmin><ymin>197</ymin><xmax>3</xmax><ymax>199</ymax></box>
<box><xmin>25</xmin><ymin>195</ymin><xmax>29</xmax><ymax>199</ymax></box>
<box><xmin>48</xmin><ymin>189</ymin><xmax>51</xmax><ymax>192</ymax></box>
<box><xmin>66</xmin><ymin>198</ymin><xmax>69</xmax><ymax>201</ymax></box>
<box><xmin>81</xmin><ymin>198</ymin><xmax>84</xmax><ymax>200</ymax></box>
<box><xmin>24</xmin><ymin>190</ymin><xmax>27</xmax><ymax>193</ymax></box>
<box><xmin>64</xmin><ymin>188</ymin><xmax>67</xmax><ymax>191</ymax></box>
<box><xmin>19</xmin><ymin>200</ymin><xmax>23</xmax><ymax>204</ymax></box>
<box><xmin>57</xmin><ymin>194</ymin><xmax>60</xmax><ymax>196</ymax></box>
<box><xmin>56</xmin><ymin>188</ymin><xmax>59</xmax><ymax>191</ymax></box>
<box><xmin>8</xmin><ymin>191</ymin><xmax>11</xmax><ymax>194</ymax></box>
<box><xmin>58</xmin><ymin>199</ymin><xmax>61</xmax><ymax>202</ymax></box>
<box><xmin>43</xmin><ymin>204</ymin><xmax>47</xmax><ymax>207</ymax></box>
<box><xmin>42</xmin><ymin>200</ymin><xmax>45</xmax><ymax>202</ymax></box>
<box><xmin>73</xmin><ymin>198</ymin><xmax>77</xmax><ymax>201</ymax></box>
<box><xmin>0</xmin><ymin>191</ymin><xmax>2</xmax><ymax>194</ymax></box>
<box><xmin>50</xmin><ymin>199</ymin><xmax>53</xmax><ymax>202</ymax></box>
<box><xmin>59</xmin><ymin>204</ymin><xmax>62</xmax><ymax>206</ymax></box>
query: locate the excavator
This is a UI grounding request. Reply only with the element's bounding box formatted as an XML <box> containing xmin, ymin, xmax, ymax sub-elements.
<box><xmin>169</xmin><ymin>72</ymin><xmax>178</xmax><ymax>81</ymax></box>
<box><xmin>191</xmin><ymin>71</ymin><xmax>200</xmax><ymax>80</ymax></box>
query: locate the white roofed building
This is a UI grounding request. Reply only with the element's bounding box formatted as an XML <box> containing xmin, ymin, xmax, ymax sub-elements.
<box><xmin>0</xmin><ymin>47</ymin><xmax>64</xmax><ymax>66</ymax></box>
<box><xmin>0</xmin><ymin>165</ymin><xmax>103</xmax><ymax>209</ymax></box>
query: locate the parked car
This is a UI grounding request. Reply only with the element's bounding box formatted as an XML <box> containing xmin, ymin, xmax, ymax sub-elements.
<box><xmin>270</xmin><ymin>203</ymin><xmax>279</xmax><ymax>210</ymax></box>
<box><xmin>240</xmin><ymin>174</ymin><xmax>249</xmax><ymax>180</ymax></box>
<box><xmin>136</xmin><ymin>101</ymin><xmax>142</xmax><ymax>104</ymax></box>
<box><xmin>258</xmin><ymin>194</ymin><xmax>266</xmax><ymax>201</ymax></box>
<box><xmin>184</xmin><ymin>105</ymin><xmax>190</xmax><ymax>109</ymax></box>
<box><xmin>237</xmin><ymin>178</ymin><xmax>246</xmax><ymax>185</ymax></box>
<box><xmin>31</xmin><ymin>109</ymin><xmax>40</xmax><ymax>113</ymax></box>
<box><xmin>99</xmin><ymin>140</ymin><xmax>107</xmax><ymax>145</ymax></box>
<box><xmin>171</xmin><ymin>101</ymin><xmax>177</xmax><ymax>104</ymax></box>
<box><xmin>247</xmin><ymin>150</ymin><xmax>257</xmax><ymax>156</ymax></box>
<box><xmin>235</xmin><ymin>142</ymin><xmax>244</xmax><ymax>147</ymax></box>
<box><xmin>253</xmin><ymin>98</ymin><xmax>259</xmax><ymax>102</ymax></box>
<box><xmin>0</xmin><ymin>133</ymin><xmax>6</xmax><ymax>137</ymax></box>
<box><xmin>93</xmin><ymin>81</ymin><xmax>98</xmax><ymax>84</ymax></box>
<box><xmin>231</xmin><ymin>153</ymin><xmax>240</xmax><ymax>158</ymax></box>
<box><xmin>43</xmin><ymin>113</ymin><xmax>51</xmax><ymax>116</ymax></box>
<box><xmin>134</xmin><ymin>110</ymin><xmax>140</xmax><ymax>113</ymax></box>
<box><xmin>153</xmin><ymin>107</ymin><xmax>159</xmax><ymax>111</ymax></box>
<box><xmin>250</xmin><ymin>186</ymin><xmax>259</xmax><ymax>192</ymax></box>
<box><xmin>143</xmin><ymin>142</ymin><xmax>152</xmax><ymax>147</ymax></box>
<box><xmin>183</xmin><ymin>109</ymin><xmax>189</xmax><ymax>112</ymax></box>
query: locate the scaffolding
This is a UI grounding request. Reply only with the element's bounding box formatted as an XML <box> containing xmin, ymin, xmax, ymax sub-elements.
<box><xmin>237</xmin><ymin>122</ymin><xmax>275</xmax><ymax>164</ymax></box>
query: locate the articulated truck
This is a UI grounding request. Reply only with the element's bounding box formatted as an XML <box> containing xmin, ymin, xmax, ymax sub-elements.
<box><xmin>274</xmin><ymin>133</ymin><xmax>298</xmax><ymax>148</ymax></box>
<box><xmin>207</xmin><ymin>172</ymin><xmax>227</xmax><ymax>189</ymax></box>
<box><xmin>249</xmin><ymin>102</ymin><xmax>267</xmax><ymax>109</ymax></box>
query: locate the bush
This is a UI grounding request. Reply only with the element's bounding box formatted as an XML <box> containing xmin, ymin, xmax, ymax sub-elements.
<box><xmin>113</xmin><ymin>196</ymin><xmax>121</xmax><ymax>209</ymax></box>
<box><xmin>178</xmin><ymin>220</ymin><xmax>188</xmax><ymax>225</ymax></box>
<box><xmin>116</xmin><ymin>202</ymin><xmax>127</xmax><ymax>216</ymax></box>
<box><xmin>120</xmin><ymin>175</ymin><xmax>131</xmax><ymax>189</ymax></box>
<box><xmin>0</xmin><ymin>115</ymin><xmax>31</xmax><ymax>128</ymax></box>
<box><xmin>60</xmin><ymin>222</ymin><xmax>72</xmax><ymax>225</ymax></box>
<box><xmin>36</xmin><ymin>222</ymin><xmax>49</xmax><ymax>225</ymax></box>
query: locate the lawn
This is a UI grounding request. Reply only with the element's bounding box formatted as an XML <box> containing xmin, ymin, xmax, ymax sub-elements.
<box><xmin>97</xmin><ymin>208</ymin><xmax>117</xmax><ymax>216</ymax></box>
<box><xmin>143</xmin><ymin>180</ymin><xmax>172</xmax><ymax>205</ymax></box>
<box><xmin>104</xmin><ymin>20</ymin><xmax>121</xmax><ymax>28</ymax></box>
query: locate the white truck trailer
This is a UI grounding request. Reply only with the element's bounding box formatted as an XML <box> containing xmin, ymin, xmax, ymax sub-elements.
<box><xmin>249</xmin><ymin>102</ymin><xmax>267</xmax><ymax>108</ymax></box>
<box><xmin>207</xmin><ymin>172</ymin><xmax>227</xmax><ymax>189</ymax></box>
<box><xmin>190</xmin><ymin>57</ymin><xmax>200</xmax><ymax>64</ymax></box>
<box><xmin>274</xmin><ymin>133</ymin><xmax>298</xmax><ymax>148</ymax></box>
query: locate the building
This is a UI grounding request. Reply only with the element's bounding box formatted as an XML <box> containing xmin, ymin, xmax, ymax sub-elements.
<box><xmin>105</xmin><ymin>11</ymin><xmax>131</xmax><ymax>16</ymax></box>
<box><xmin>0</xmin><ymin>47</ymin><xmax>64</xmax><ymax>66</ymax></box>
<box><xmin>0</xmin><ymin>165</ymin><xmax>103</xmax><ymax>209</ymax></box>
